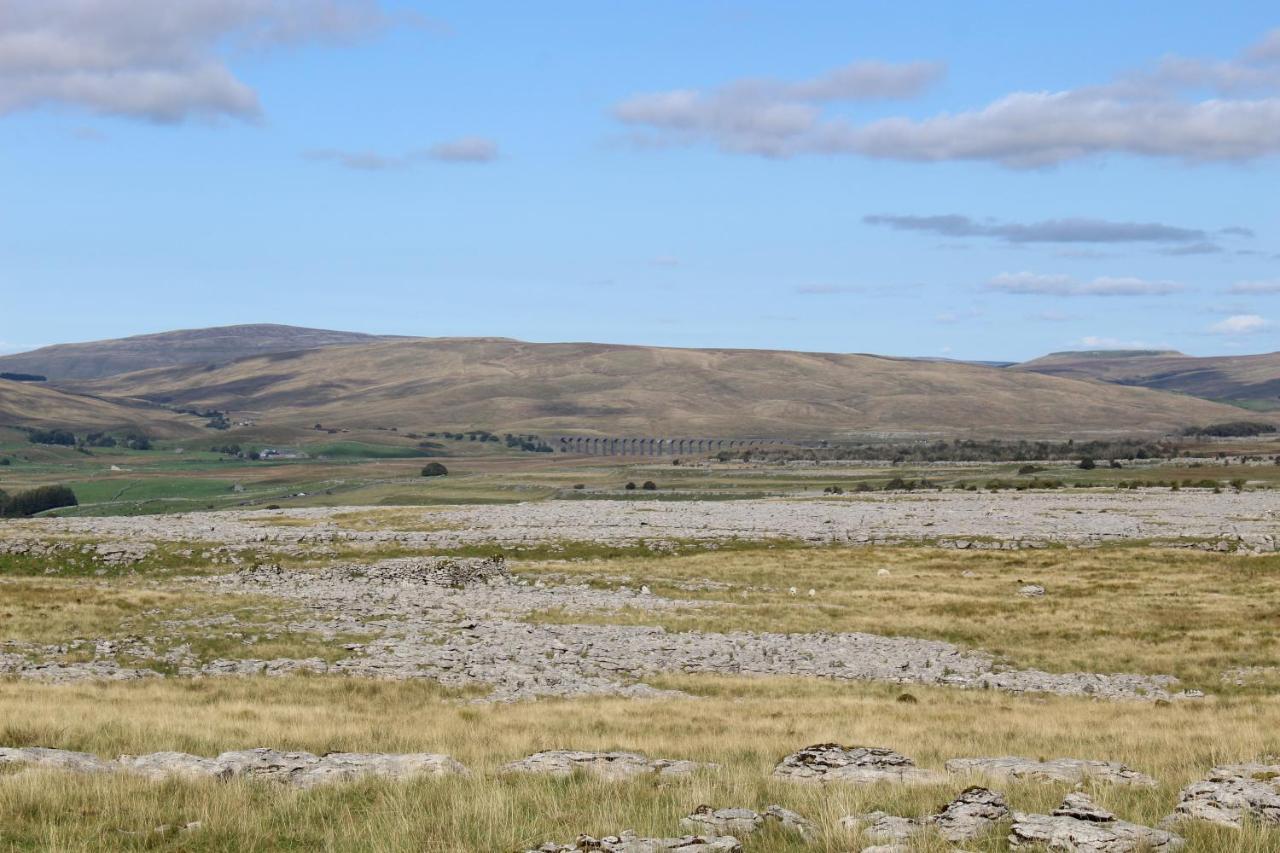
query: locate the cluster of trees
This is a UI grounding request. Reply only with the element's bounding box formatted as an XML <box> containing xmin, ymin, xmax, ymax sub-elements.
<box><xmin>0</xmin><ymin>485</ymin><xmax>78</xmax><ymax>518</ymax></box>
<box><xmin>27</xmin><ymin>428</ymin><xmax>152</xmax><ymax>450</ymax></box>
<box><xmin>1181</xmin><ymin>421</ymin><xmax>1278</xmax><ymax>438</ymax></box>
<box><xmin>716</xmin><ymin>437</ymin><xmax>1183</xmax><ymax>465</ymax></box>
<box><xmin>503</xmin><ymin>433</ymin><xmax>553</xmax><ymax>453</ymax></box>
<box><xmin>27</xmin><ymin>428</ymin><xmax>76</xmax><ymax>446</ymax></box>
<box><xmin>0</xmin><ymin>372</ymin><xmax>46</xmax><ymax>382</ymax></box>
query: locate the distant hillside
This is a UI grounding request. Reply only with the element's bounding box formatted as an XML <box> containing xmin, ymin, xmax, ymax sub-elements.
<box><xmin>0</xmin><ymin>379</ymin><xmax>199</xmax><ymax>436</ymax></box>
<box><xmin>1017</xmin><ymin>350</ymin><xmax>1280</xmax><ymax>411</ymax></box>
<box><xmin>78</xmin><ymin>337</ymin><xmax>1254</xmax><ymax>438</ymax></box>
<box><xmin>0</xmin><ymin>324</ymin><xmax>402</xmax><ymax>381</ymax></box>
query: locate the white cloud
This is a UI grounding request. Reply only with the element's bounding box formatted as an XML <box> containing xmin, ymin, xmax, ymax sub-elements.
<box><xmin>425</xmin><ymin>136</ymin><xmax>499</xmax><ymax>163</ymax></box>
<box><xmin>616</xmin><ymin>29</ymin><xmax>1280</xmax><ymax>166</ymax></box>
<box><xmin>307</xmin><ymin>137</ymin><xmax>500</xmax><ymax>170</ymax></box>
<box><xmin>1208</xmin><ymin>314</ymin><xmax>1270</xmax><ymax>335</ymax></box>
<box><xmin>987</xmin><ymin>271</ymin><xmax>1183</xmax><ymax>296</ymax></box>
<box><xmin>0</xmin><ymin>0</ymin><xmax>409</xmax><ymax>122</ymax></box>
<box><xmin>1228</xmin><ymin>279</ymin><xmax>1280</xmax><ymax>294</ymax></box>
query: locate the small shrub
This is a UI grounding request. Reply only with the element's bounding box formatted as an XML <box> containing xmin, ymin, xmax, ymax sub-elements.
<box><xmin>624</xmin><ymin>482</ymin><xmax>637</xmax><ymax>490</ymax></box>
<box><xmin>420</xmin><ymin>462</ymin><xmax>449</xmax><ymax>477</ymax></box>
<box><xmin>641</xmin><ymin>481</ymin><xmax>657</xmax><ymax>491</ymax></box>
<box><xmin>572</xmin><ymin>483</ymin><xmax>585</xmax><ymax>490</ymax></box>
<box><xmin>1078</xmin><ymin>457</ymin><xmax>1096</xmax><ymax>470</ymax></box>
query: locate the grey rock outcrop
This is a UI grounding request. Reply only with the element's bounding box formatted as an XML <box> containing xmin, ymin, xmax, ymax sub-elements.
<box><xmin>946</xmin><ymin>756</ymin><xmax>1157</xmax><ymax>786</ymax></box>
<box><xmin>1009</xmin><ymin>792</ymin><xmax>1185</xmax><ymax>851</ymax></box>
<box><xmin>0</xmin><ymin>746</ymin><xmax>117</xmax><ymax>774</ymax></box>
<box><xmin>1171</xmin><ymin>763</ymin><xmax>1280</xmax><ymax>828</ymax></box>
<box><xmin>679</xmin><ymin>805</ymin><xmax>815</xmax><ymax>838</ymax></box>
<box><xmin>502</xmin><ymin>750</ymin><xmax>715</xmax><ymax>780</ymax></box>
<box><xmin>929</xmin><ymin>785</ymin><xmax>1010</xmax><ymax>842</ymax></box>
<box><xmin>839</xmin><ymin>812</ymin><xmax>919</xmax><ymax>842</ymax></box>
<box><xmin>773</xmin><ymin>743</ymin><xmax>946</xmax><ymax>784</ymax></box>
<box><xmin>529</xmin><ymin>831</ymin><xmax>742</xmax><ymax>852</ymax></box>
<box><xmin>0</xmin><ymin>745</ymin><xmax>468</xmax><ymax>787</ymax></box>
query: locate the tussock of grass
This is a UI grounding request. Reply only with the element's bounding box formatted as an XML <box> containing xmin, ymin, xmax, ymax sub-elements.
<box><xmin>0</xmin><ymin>676</ymin><xmax>1275</xmax><ymax>850</ymax></box>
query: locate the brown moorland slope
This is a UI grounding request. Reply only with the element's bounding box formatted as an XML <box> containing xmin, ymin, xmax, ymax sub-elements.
<box><xmin>1017</xmin><ymin>350</ymin><xmax>1280</xmax><ymax>410</ymax></box>
<box><xmin>0</xmin><ymin>379</ymin><xmax>199</xmax><ymax>436</ymax></box>
<box><xmin>78</xmin><ymin>337</ymin><xmax>1257</xmax><ymax>438</ymax></box>
<box><xmin>0</xmin><ymin>324</ymin><xmax>402</xmax><ymax>382</ymax></box>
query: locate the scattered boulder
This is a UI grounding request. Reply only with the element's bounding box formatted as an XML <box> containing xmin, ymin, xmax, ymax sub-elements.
<box><xmin>929</xmin><ymin>785</ymin><xmax>1010</xmax><ymax>842</ymax></box>
<box><xmin>528</xmin><ymin>831</ymin><xmax>742</xmax><ymax>852</ymax></box>
<box><xmin>763</xmin><ymin>805</ymin><xmax>816</xmax><ymax>838</ymax></box>
<box><xmin>1171</xmin><ymin>763</ymin><xmax>1280</xmax><ymax>828</ymax></box>
<box><xmin>502</xmin><ymin>750</ymin><xmax>715</xmax><ymax>780</ymax></box>
<box><xmin>946</xmin><ymin>756</ymin><xmax>1157</xmax><ymax>786</ymax></box>
<box><xmin>1009</xmin><ymin>792</ymin><xmax>1185</xmax><ymax>851</ymax></box>
<box><xmin>773</xmin><ymin>743</ymin><xmax>946</xmax><ymax>785</ymax></box>
<box><xmin>1018</xmin><ymin>584</ymin><xmax>1046</xmax><ymax>598</ymax></box>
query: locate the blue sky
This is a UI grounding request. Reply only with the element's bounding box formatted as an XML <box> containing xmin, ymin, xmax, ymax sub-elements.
<box><xmin>2</xmin><ymin>1</ymin><xmax>1279</xmax><ymax>361</ymax></box>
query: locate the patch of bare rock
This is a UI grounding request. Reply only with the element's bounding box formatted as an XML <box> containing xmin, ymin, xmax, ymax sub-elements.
<box><xmin>1171</xmin><ymin>762</ymin><xmax>1280</xmax><ymax>828</ymax></box>
<box><xmin>772</xmin><ymin>743</ymin><xmax>948</xmax><ymax>785</ymax></box>
<box><xmin>0</xmin><ymin>746</ymin><xmax>467</xmax><ymax>787</ymax></box>
<box><xmin>1009</xmin><ymin>792</ymin><xmax>1184</xmax><ymax>850</ymax></box>
<box><xmin>680</xmin><ymin>805</ymin><xmax>815</xmax><ymax>838</ymax></box>
<box><xmin>528</xmin><ymin>832</ymin><xmax>742</xmax><ymax>852</ymax></box>
<box><xmin>840</xmin><ymin>786</ymin><xmax>1010</xmax><ymax>845</ymax></box>
<box><xmin>946</xmin><ymin>755</ymin><xmax>1157</xmax><ymax>786</ymax></box>
<box><xmin>501</xmin><ymin>750</ymin><xmax>717</xmax><ymax>780</ymax></box>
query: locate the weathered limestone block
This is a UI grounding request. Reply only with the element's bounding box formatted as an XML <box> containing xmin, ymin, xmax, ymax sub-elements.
<box><xmin>1171</xmin><ymin>763</ymin><xmax>1280</xmax><ymax>828</ymax></box>
<box><xmin>929</xmin><ymin>785</ymin><xmax>1010</xmax><ymax>842</ymax></box>
<box><xmin>1009</xmin><ymin>793</ymin><xmax>1185</xmax><ymax>851</ymax></box>
<box><xmin>0</xmin><ymin>746</ymin><xmax>117</xmax><ymax>774</ymax></box>
<box><xmin>774</xmin><ymin>743</ymin><xmax>946</xmax><ymax>784</ymax></box>
<box><xmin>502</xmin><ymin>750</ymin><xmax>715</xmax><ymax>780</ymax></box>
<box><xmin>528</xmin><ymin>831</ymin><xmax>742</xmax><ymax>852</ymax></box>
<box><xmin>946</xmin><ymin>756</ymin><xmax>1157</xmax><ymax>786</ymax></box>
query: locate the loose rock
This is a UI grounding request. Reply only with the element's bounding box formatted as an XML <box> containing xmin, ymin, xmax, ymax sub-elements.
<box><xmin>528</xmin><ymin>831</ymin><xmax>742</xmax><ymax>851</ymax></box>
<box><xmin>929</xmin><ymin>785</ymin><xmax>1010</xmax><ymax>842</ymax></box>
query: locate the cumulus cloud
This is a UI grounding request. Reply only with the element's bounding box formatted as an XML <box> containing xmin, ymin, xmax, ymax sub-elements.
<box><xmin>615</xmin><ymin>29</ymin><xmax>1280</xmax><ymax>166</ymax></box>
<box><xmin>614</xmin><ymin>60</ymin><xmax>943</xmax><ymax>156</ymax></box>
<box><xmin>1209</xmin><ymin>314</ymin><xmax>1270</xmax><ymax>334</ymax></box>
<box><xmin>1228</xmin><ymin>279</ymin><xmax>1280</xmax><ymax>294</ymax></box>
<box><xmin>307</xmin><ymin>137</ymin><xmax>500</xmax><ymax>170</ymax></box>
<box><xmin>987</xmin><ymin>271</ymin><xmax>1184</xmax><ymax>296</ymax></box>
<box><xmin>0</xmin><ymin>0</ymin><xmax>408</xmax><ymax>122</ymax></box>
<box><xmin>864</xmin><ymin>213</ymin><xmax>1213</xmax><ymax>245</ymax></box>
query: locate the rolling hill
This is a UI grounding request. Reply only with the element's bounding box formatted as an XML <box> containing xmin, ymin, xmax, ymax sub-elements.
<box><xmin>0</xmin><ymin>324</ymin><xmax>402</xmax><ymax>382</ymax></box>
<box><xmin>0</xmin><ymin>379</ymin><xmax>200</xmax><ymax>436</ymax></box>
<box><xmin>76</xmin><ymin>337</ymin><xmax>1257</xmax><ymax>438</ymax></box>
<box><xmin>1017</xmin><ymin>350</ymin><xmax>1280</xmax><ymax>411</ymax></box>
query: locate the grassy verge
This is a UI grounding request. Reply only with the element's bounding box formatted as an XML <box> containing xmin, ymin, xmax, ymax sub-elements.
<box><xmin>0</xmin><ymin>676</ymin><xmax>1275</xmax><ymax>850</ymax></box>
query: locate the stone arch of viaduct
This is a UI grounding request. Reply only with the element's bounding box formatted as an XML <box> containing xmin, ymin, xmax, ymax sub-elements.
<box><xmin>551</xmin><ymin>436</ymin><xmax>808</xmax><ymax>456</ymax></box>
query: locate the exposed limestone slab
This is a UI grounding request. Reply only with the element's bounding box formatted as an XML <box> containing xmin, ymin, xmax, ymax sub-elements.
<box><xmin>679</xmin><ymin>804</ymin><xmax>815</xmax><ymax>838</ymax></box>
<box><xmin>946</xmin><ymin>755</ymin><xmax>1157</xmax><ymax>786</ymax></box>
<box><xmin>0</xmin><ymin>745</ymin><xmax>469</xmax><ymax>787</ymax></box>
<box><xmin>1009</xmin><ymin>792</ymin><xmax>1185</xmax><ymax>851</ymax></box>
<box><xmin>501</xmin><ymin>750</ymin><xmax>716</xmax><ymax>780</ymax></box>
<box><xmin>839</xmin><ymin>811</ymin><xmax>919</xmax><ymax>842</ymax></box>
<box><xmin>0</xmin><ymin>746</ymin><xmax>117</xmax><ymax>774</ymax></box>
<box><xmin>929</xmin><ymin>785</ymin><xmax>1010</xmax><ymax>842</ymax></box>
<box><xmin>528</xmin><ymin>831</ymin><xmax>742</xmax><ymax>852</ymax></box>
<box><xmin>1171</xmin><ymin>763</ymin><xmax>1280</xmax><ymax>828</ymax></box>
<box><xmin>773</xmin><ymin>743</ymin><xmax>946</xmax><ymax>785</ymax></box>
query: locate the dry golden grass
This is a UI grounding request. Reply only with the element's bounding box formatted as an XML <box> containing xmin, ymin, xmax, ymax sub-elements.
<box><xmin>0</xmin><ymin>577</ymin><xmax>367</xmax><ymax>667</ymax></box>
<box><xmin>0</xmin><ymin>676</ymin><xmax>1276</xmax><ymax>851</ymax></box>
<box><xmin>522</xmin><ymin>545</ymin><xmax>1280</xmax><ymax>693</ymax></box>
